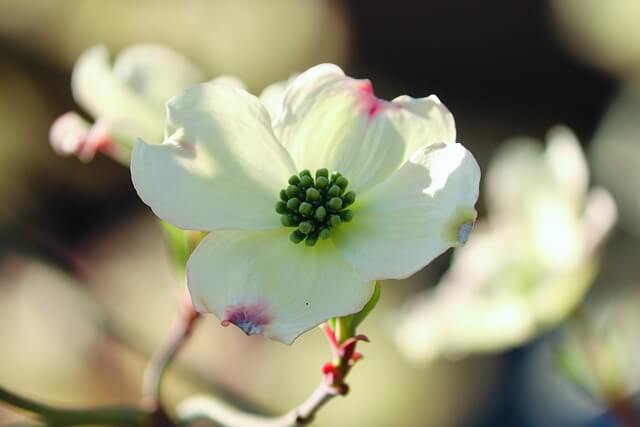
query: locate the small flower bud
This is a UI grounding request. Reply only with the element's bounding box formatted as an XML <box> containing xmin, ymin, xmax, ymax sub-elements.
<box><xmin>314</xmin><ymin>206</ymin><xmax>327</xmax><ymax>221</ymax></box>
<box><xmin>305</xmin><ymin>234</ymin><xmax>319</xmax><ymax>247</ymax></box>
<box><xmin>281</xmin><ymin>215</ymin><xmax>297</xmax><ymax>227</ymax></box>
<box><xmin>319</xmin><ymin>228</ymin><xmax>331</xmax><ymax>240</ymax></box>
<box><xmin>290</xmin><ymin>230</ymin><xmax>306</xmax><ymax>244</ymax></box>
<box><xmin>342</xmin><ymin>191</ymin><xmax>356</xmax><ymax>206</ymax></box>
<box><xmin>299</xmin><ymin>202</ymin><xmax>314</xmax><ymax>217</ymax></box>
<box><xmin>330</xmin><ymin>214</ymin><xmax>342</xmax><ymax>227</ymax></box>
<box><xmin>288</xmin><ymin>175</ymin><xmax>301</xmax><ymax>185</ymax></box>
<box><xmin>335</xmin><ymin>175</ymin><xmax>349</xmax><ymax>189</ymax></box>
<box><xmin>327</xmin><ymin>197</ymin><xmax>343</xmax><ymax>210</ymax></box>
<box><xmin>286</xmin><ymin>197</ymin><xmax>301</xmax><ymax>210</ymax></box>
<box><xmin>328</xmin><ymin>185</ymin><xmax>342</xmax><ymax>197</ymax></box>
<box><xmin>285</xmin><ymin>185</ymin><xmax>300</xmax><ymax>198</ymax></box>
<box><xmin>298</xmin><ymin>221</ymin><xmax>313</xmax><ymax>235</ymax></box>
<box><xmin>316</xmin><ymin>168</ymin><xmax>329</xmax><ymax>179</ymax></box>
<box><xmin>280</xmin><ymin>189</ymin><xmax>288</xmax><ymax>201</ymax></box>
<box><xmin>316</xmin><ymin>176</ymin><xmax>329</xmax><ymax>189</ymax></box>
<box><xmin>300</xmin><ymin>174</ymin><xmax>314</xmax><ymax>187</ymax></box>
<box><xmin>340</xmin><ymin>210</ymin><xmax>354</xmax><ymax>222</ymax></box>
<box><xmin>306</xmin><ymin>187</ymin><xmax>321</xmax><ymax>202</ymax></box>
<box><xmin>275</xmin><ymin>201</ymin><xmax>287</xmax><ymax>214</ymax></box>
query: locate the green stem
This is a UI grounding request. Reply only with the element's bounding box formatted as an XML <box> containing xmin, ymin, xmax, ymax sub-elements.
<box><xmin>334</xmin><ymin>316</ymin><xmax>351</xmax><ymax>345</ymax></box>
<box><xmin>0</xmin><ymin>386</ymin><xmax>147</xmax><ymax>426</ymax></box>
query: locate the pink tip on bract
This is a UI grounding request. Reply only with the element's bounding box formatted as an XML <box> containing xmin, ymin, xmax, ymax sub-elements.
<box><xmin>222</xmin><ymin>301</ymin><xmax>272</xmax><ymax>336</ymax></box>
<box><xmin>358</xmin><ymin>81</ymin><xmax>383</xmax><ymax>118</ymax></box>
<box><xmin>49</xmin><ymin>112</ymin><xmax>91</xmax><ymax>157</ymax></box>
<box><xmin>360</xmin><ymin>80</ymin><xmax>374</xmax><ymax>94</ymax></box>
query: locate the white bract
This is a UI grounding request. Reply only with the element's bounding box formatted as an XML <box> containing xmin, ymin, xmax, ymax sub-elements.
<box><xmin>132</xmin><ymin>64</ymin><xmax>480</xmax><ymax>344</ymax></box>
<box><xmin>396</xmin><ymin>127</ymin><xmax>617</xmax><ymax>362</ymax></box>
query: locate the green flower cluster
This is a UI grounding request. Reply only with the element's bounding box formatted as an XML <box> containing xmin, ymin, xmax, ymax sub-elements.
<box><xmin>276</xmin><ymin>168</ymin><xmax>355</xmax><ymax>246</ymax></box>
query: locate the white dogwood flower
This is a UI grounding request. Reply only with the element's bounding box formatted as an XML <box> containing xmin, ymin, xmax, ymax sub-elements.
<box><xmin>132</xmin><ymin>64</ymin><xmax>480</xmax><ymax>344</ymax></box>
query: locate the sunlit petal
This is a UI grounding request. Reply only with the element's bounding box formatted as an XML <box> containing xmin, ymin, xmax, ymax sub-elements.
<box><xmin>276</xmin><ymin>64</ymin><xmax>456</xmax><ymax>193</ymax></box>
<box><xmin>334</xmin><ymin>143</ymin><xmax>480</xmax><ymax>281</ymax></box>
<box><xmin>187</xmin><ymin>230</ymin><xmax>375</xmax><ymax>344</ymax></box>
<box><xmin>132</xmin><ymin>83</ymin><xmax>296</xmax><ymax>231</ymax></box>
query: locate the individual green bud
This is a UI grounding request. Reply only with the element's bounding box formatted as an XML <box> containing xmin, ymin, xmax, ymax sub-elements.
<box><xmin>286</xmin><ymin>197</ymin><xmax>301</xmax><ymax>210</ymax></box>
<box><xmin>285</xmin><ymin>185</ymin><xmax>300</xmax><ymax>198</ymax></box>
<box><xmin>299</xmin><ymin>202</ymin><xmax>314</xmax><ymax>217</ymax></box>
<box><xmin>288</xmin><ymin>175</ymin><xmax>301</xmax><ymax>185</ymax></box>
<box><xmin>290</xmin><ymin>230</ymin><xmax>305</xmax><ymax>244</ymax></box>
<box><xmin>331</xmin><ymin>171</ymin><xmax>342</xmax><ymax>183</ymax></box>
<box><xmin>316</xmin><ymin>168</ymin><xmax>329</xmax><ymax>179</ymax></box>
<box><xmin>329</xmin><ymin>214</ymin><xmax>342</xmax><ymax>227</ymax></box>
<box><xmin>328</xmin><ymin>185</ymin><xmax>342</xmax><ymax>197</ymax></box>
<box><xmin>316</xmin><ymin>176</ymin><xmax>329</xmax><ymax>189</ymax></box>
<box><xmin>298</xmin><ymin>221</ymin><xmax>313</xmax><ymax>235</ymax></box>
<box><xmin>335</xmin><ymin>175</ymin><xmax>349</xmax><ymax>189</ymax></box>
<box><xmin>339</xmin><ymin>210</ymin><xmax>354</xmax><ymax>222</ymax></box>
<box><xmin>275</xmin><ymin>201</ymin><xmax>288</xmax><ymax>214</ymax></box>
<box><xmin>281</xmin><ymin>214</ymin><xmax>297</xmax><ymax>227</ymax></box>
<box><xmin>299</xmin><ymin>169</ymin><xmax>312</xmax><ymax>178</ymax></box>
<box><xmin>305</xmin><ymin>234</ymin><xmax>318</xmax><ymax>247</ymax></box>
<box><xmin>300</xmin><ymin>174</ymin><xmax>314</xmax><ymax>187</ymax></box>
<box><xmin>319</xmin><ymin>227</ymin><xmax>331</xmax><ymax>240</ymax></box>
<box><xmin>280</xmin><ymin>189</ymin><xmax>288</xmax><ymax>201</ymax></box>
<box><xmin>306</xmin><ymin>187</ymin><xmax>321</xmax><ymax>202</ymax></box>
<box><xmin>342</xmin><ymin>191</ymin><xmax>356</xmax><ymax>206</ymax></box>
<box><xmin>327</xmin><ymin>197</ymin><xmax>343</xmax><ymax>210</ymax></box>
<box><xmin>314</xmin><ymin>206</ymin><xmax>327</xmax><ymax>221</ymax></box>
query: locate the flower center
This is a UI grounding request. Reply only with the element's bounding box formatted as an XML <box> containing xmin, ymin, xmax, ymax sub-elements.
<box><xmin>276</xmin><ymin>168</ymin><xmax>355</xmax><ymax>246</ymax></box>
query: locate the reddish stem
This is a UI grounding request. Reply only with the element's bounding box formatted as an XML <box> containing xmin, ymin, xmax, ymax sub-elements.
<box><xmin>142</xmin><ymin>293</ymin><xmax>201</xmax><ymax>412</ymax></box>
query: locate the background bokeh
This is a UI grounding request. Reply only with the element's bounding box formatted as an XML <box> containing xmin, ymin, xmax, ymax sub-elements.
<box><xmin>0</xmin><ymin>1</ymin><xmax>638</xmax><ymax>426</ymax></box>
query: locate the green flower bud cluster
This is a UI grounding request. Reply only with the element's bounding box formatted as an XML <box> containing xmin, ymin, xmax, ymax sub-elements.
<box><xmin>276</xmin><ymin>168</ymin><xmax>355</xmax><ymax>246</ymax></box>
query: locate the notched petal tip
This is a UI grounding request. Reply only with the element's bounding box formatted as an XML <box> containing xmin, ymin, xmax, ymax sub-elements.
<box><xmin>448</xmin><ymin>207</ymin><xmax>479</xmax><ymax>247</ymax></box>
<box><xmin>221</xmin><ymin>301</ymin><xmax>273</xmax><ymax>336</ymax></box>
<box><xmin>457</xmin><ymin>221</ymin><xmax>475</xmax><ymax>245</ymax></box>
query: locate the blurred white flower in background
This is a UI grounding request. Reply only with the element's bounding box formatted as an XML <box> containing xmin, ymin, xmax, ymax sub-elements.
<box><xmin>590</xmin><ymin>86</ymin><xmax>640</xmax><ymax>238</ymax></box>
<box><xmin>520</xmin><ymin>287</ymin><xmax>640</xmax><ymax>427</ymax></box>
<box><xmin>395</xmin><ymin>126</ymin><xmax>617</xmax><ymax>363</ymax></box>
<box><xmin>50</xmin><ymin>44</ymin><xmax>294</xmax><ymax>165</ymax></box>
<box><xmin>554</xmin><ymin>289</ymin><xmax>640</xmax><ymax>406</ymax></box>
<box><xmin>50</xmin><ymin>44</ymin><xmax>205</xmax><ymax>163</ymax></box>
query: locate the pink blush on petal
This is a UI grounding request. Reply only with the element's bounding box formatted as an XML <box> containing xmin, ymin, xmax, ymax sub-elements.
<box><xmin>221</xmin><ymin>301</ymin><xmax>273</xmax><ymax>336</ymax></box>
<box><xmin>359</xmin><ymin>80</ymin><xmax>383</xmax><ymax>118</ymax></box>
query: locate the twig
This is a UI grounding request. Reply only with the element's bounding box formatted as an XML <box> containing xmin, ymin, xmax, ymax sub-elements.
<box><xmin>177</xmin><ymin>382</ymin><xmax>339</xmax><ymax>427</ymax></box>
<box><xmin>0</xmin><ymin>386</ymin><xmax>146</xmax><ymax>426</ymax></box>
<box><xmin>142</xmin><ymin>293</ymin><xmax>201</xmax><ymax>412</ymax></box>
<box><xmin>177</xmin><ymin>322</ymin><xmax>368</xmax><ymax>427</ymax></box>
